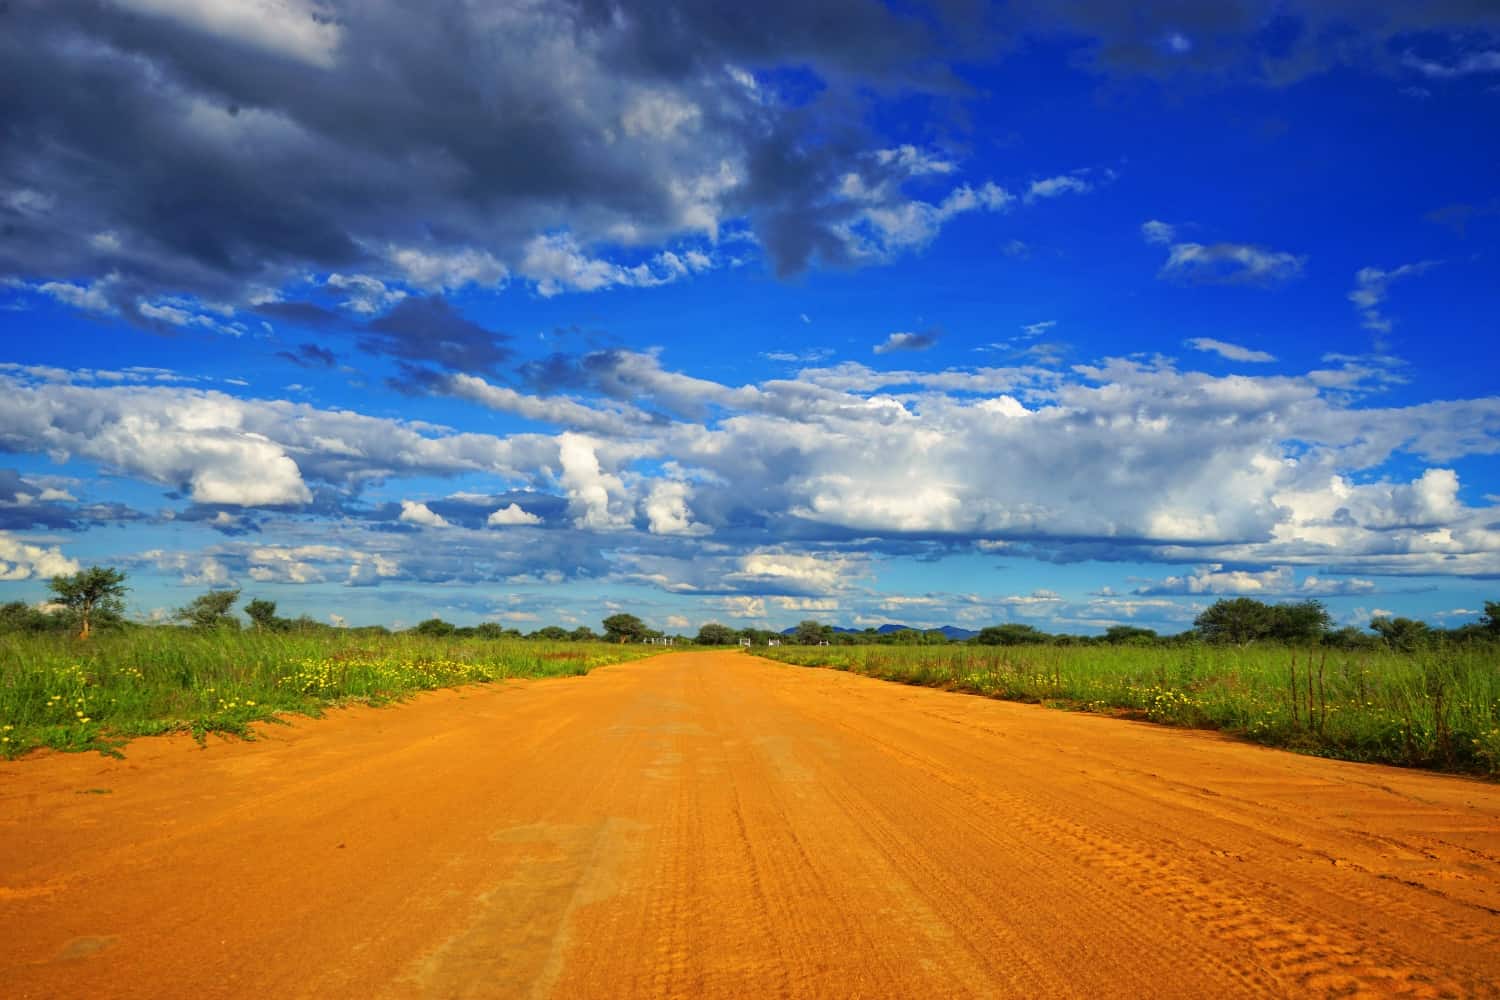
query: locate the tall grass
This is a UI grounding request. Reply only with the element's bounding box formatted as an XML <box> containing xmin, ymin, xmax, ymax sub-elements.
<box><xmin>759</xmin><ymin>643</ymin><xmax>1500</xmax><ymax>776</ymax></box>
<box><xmin>0</xmin><ymin>629</ymin><xmax>657</xmax><ymax>758</ymax></box>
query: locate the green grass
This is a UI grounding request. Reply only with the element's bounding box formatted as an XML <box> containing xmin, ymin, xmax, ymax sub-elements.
<box><xmin>757</xmin><ymin>643</ymin><xmax>1500</xmax><ymax>776</ymax></box>
<box><xmin>0</xmin><ymin>629</ymin><xmax>658</xmax><ymax>758</ymax></box>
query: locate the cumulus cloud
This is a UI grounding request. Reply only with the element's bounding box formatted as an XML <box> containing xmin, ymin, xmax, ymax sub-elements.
<box><xmin>558</xmin><ymin>433</ymin><xmax>634</xmax><ymax>531</ymax></box>
<box><xmin>644</xmin><ymin>480</ymin><xmax>711</xmax><ymax>536</ymax></box>
<box><xmin>487</xmin><ymin>503</ymin><xmax>542</xmax><ymax>527</ymax></box>
<box><xmin>398</xmin><ymin>501</ymin><xmax>451</xmax><ymax>529</ymax></box>
<box><xmin>718</xmin><ymin>596</ymin><xmax>767</xmax><ymax>619</ymax></box>
<box><xmin>0</xmin><ymin>532</ymin><xmax>80</xmax><ymax>581</ymax></box>
<box><xmin>6</xmin><ymin>349</ymin><xmax>1500</xmax><ymax>599</ymax></box>
<box><xmin>1133</xmin><ymin>564</ymin><xmax>1376</xmax><ymax>597</ymax></box>
<box><xmin>1185</xmin><ymin>338</ymin><xmax>1275</xmax><ymax>363</ymax></box>
<box><xmin>0</xmin><ymin>370</ymin><xmax>568</xmax><ymax>505</ymax></box>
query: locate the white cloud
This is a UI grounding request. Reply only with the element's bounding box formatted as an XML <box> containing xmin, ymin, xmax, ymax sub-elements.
<box><xmin>726</xmin><ymin>551</ymin><xmax>863</xmax><ymax>595</ymax></box>
<box><xmin>874</xmin><ymin>145</ymin><xmax>957</xmax><ymax>176</ymax></box>
<box><xmin>446</xmin><ymin>372</ymin><xmax>648</xmax><ymax>435</ymax></box>
<box><xmin>7</xmin><ymin>349</ymin><xmax>1500</xmax><ymax>599</ymax></box>
<box><xmin>325</xmin><ymin>273</ymin><xmax>406</xmax><ymax>315</ymax></box>
<box><xmin>1134</xmin><ymin>564</ymin><xmax>1375</xmax><ymax>597</ymax></box>
<box><xmin>143</xmin><ymin>549</ymin><xmax>234</xmax><ymax>586</ymax></box>
<box><xmin>1159</xmin><ymin>242</ymin><xmax>1305</xmax><ymax>285</ymax></box>
<box><xmin>772</xmin><ymin>596</ymin><xmax>841</xmax><ymax>612</ymax></box>
<box><xmin>557</xmin><ymin>432</ymin><xmax>634</xmax><ymax>530</ymax></box>
<box><xmin>643</xmin><ymin>480</ymin><xmax>710</xmax><ymax>536</ymax></box>
<box><xmin>717</xmin><ymin>596</ymin><xmax>767</xmax><ymax>619</ymax></box>
<box><xmin>520</xmin><ymin>232</ymin><xmax>714</xmax><ymax>297</ymax></box>
<box><xmin>1140</xmin><ymin>220</ymin><xmax>1176</xmax><ymax>245</ymax></box>
<box><xmin>398</xmin><ymin>500</ymin><xmax>452</xmax><ymax>528</ymax></box>
<box><xmin>874</xmin><ymin>331</ymin><xmax>938</xmax><ymax>355</ymax></box>
<box><xmin>1185</xmin><ymin>338</ymin><xmax>1276</xmax><ymax>363</ymax></box>
<box><xmin>0</xmin><ymin>532</ymin><xmax>79</xmax><ymax>581</ymax></box>
<box><xmin>0</xmin><ymin>372</ymin><xmax>576</xmax><ymax>505</ymax></box>
<box><xmin>1025</xmin><ymin>174</ymin><xmax>1092</xmax><ymax>203</ymax></box>
<box><xmin>386</xmin><ymin>246</ymin><xmax>509</xmax><ymax>291</ymax></box>
<box><xmin>1402</xmin><ymin>49</ymin><xmax>1500</xmax><ymax>78</ymax></box>
<box><xmin>487</xmin><ymin>503</ymin><xmax>542</xmax><ymax>527</ymax></box>
<box><xmin>831</xmin><ymin>149</ymin><xmax>1013</xmax><ymax>261</ymax></box>
<box><xmin>37</xmin><ymin>278</ymin><xmax>115</xmax><ymax>314</ymax></box>
<box><xmin>1348</xmin><ymin>261</ymin><xmax>1438</xmax><ymax>333</ymax></box>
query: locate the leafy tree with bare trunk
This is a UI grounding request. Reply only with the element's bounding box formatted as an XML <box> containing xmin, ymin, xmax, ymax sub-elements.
<box><xmin>48</xmin><ymin>566</ymin><xmax>128</xmax><ymax>639</ymax></box>
<box><xmin>244</xmin><ymin>598</ymin><xmax>280</xmax><ymax>631</ymax></box>
<box><xmin>602</xmin><ymin>613</ymin><xmax>648</xmax><ymax>643</ymax></box>
<box><xmin>177</xmin><ymin>589</ymin><xmax>241</xmax><ymax>629</ymax></box>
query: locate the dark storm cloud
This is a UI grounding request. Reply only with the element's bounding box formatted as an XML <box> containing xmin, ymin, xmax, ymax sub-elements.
<box><xmin>0</xmin><ymin>468</ymin><xmax>148</xmax><ymax>531</ymax></box>
<box><xmin>1003</xmin><ymin>1</ymin><xmax>1500</xmax><ymax>82</ymax></box>
<box><xmin>0</xmin><ymin>0</ymin><xmax>990</xmax><ymax>317</ymax></box>
<box><xmin>361</xmin><ymin>297</ymin><xmax>513</xmax><ymax>375</ymax></box>
<box><xmin>276</xmin><ymin>343</ymin><xmax>338</xmax><ymax>369</ymax></box>
<box><xmin>2</xmin><ymin>0</ymin><xmax>1495</xmax><ymax>327</ymax></box>
<box><xmin>516</xmin><ymin>350</ymin><xmax>627</xmax><ymax>395</ymax></box>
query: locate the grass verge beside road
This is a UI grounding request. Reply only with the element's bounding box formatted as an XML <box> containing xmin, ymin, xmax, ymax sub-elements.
<box><xmin>0</xmin><ymin>630</ymin><xmax>657</xmax><ymax>758</ymax></box>
<box><xmin>758</xmin><ymin>643</ymin><xmax>1500</xmax><ymax>776</ymax></box>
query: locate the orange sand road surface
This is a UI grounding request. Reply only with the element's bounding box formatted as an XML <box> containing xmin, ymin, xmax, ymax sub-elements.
<box><xmin>4</xmin><ymin>650</ymin><xmax>1500</xmax><ymax>999</ymax></box>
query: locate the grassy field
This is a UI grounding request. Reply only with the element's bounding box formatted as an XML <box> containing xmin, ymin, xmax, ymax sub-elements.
<box><xmin>758</xmin><ymin>643</ymin><xmax>1500</xmax><ymax>775</ymax></box>
<box><xmin>0</xmin><ymin>630</ymin><xmax>657</xmax><ymax>758</ymax></box>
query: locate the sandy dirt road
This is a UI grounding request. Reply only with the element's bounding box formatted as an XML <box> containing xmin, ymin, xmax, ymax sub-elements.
<box><xmin>3</xmin><ymin>650</ymin><xmax>1499</xmax><ymax>998</ymax></box>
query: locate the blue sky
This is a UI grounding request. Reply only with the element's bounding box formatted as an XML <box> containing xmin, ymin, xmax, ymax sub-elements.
<box><xmin>1</xmin><ymin>1</ymin><xmax>1498</xmax><ymax>634</ymax></box>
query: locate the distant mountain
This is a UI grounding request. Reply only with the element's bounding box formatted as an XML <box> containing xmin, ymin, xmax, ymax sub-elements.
<box><xmin>780</xmin><ymin>623</ymin><xmax>977</xmax><ymax>640</ymax></box>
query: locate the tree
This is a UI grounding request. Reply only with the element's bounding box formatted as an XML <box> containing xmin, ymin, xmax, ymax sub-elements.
<box><xmin>975</xmin><ymin>623</ymin><xmax>1047</xmax><ymax>646</ymax></box>
<box><xmin>244</xmin><ymin>598</ymin><xmax>280</xmax><ymax>631</ymax></box>
<box><xmin>1267</xmin><ymin>600</ymin><xmax>1332</xmax><ymax>645</ymax></box>
<box><xmin>792</xmin><ymin>619</ymin><xmax>833</xmax><ymax>645</ymax></box>
<box><xmin>0</xmin><ymin>600</ymin><xmax>56</xmax><ymax>634</ymax></box>
<box><xmin>530</xmin><ymin>625</ymin><xmax>570</xmax><ymax>641</ymax></box>
<box><xmin>1194</xmin><ymin>598</ymin><xmax>1272</xmax><ymax>646</ymax></box>
<box><xmin>177</xmin><ymin>589</ymin><xmax>241</xmax><ymax>629</ymax></box>
<box><xmin>413</xmin><ymin>618</ymin><xmax>456</xmax><ymax>637</ymax></box>
<box><xmin>695</xmin><ymin>623</ymin><xmax>738</xmax><ymax>645</ymax></box>
<box><xmin>1481</xmin><ymin>601</ymin><xmax>1500</xmax><ymax>639</ymax></box>
<box><xmin>1104</xmin><ymin>625</ymin><xmax>1158</xmax><ymax>645</ymax></box>
<box><xmin>1323</xmin><ymin>625</ymin><xmax>1380</xmax><ymax>650</ymax></box>
<box><xmin>568</xmin><ymin>626</ymin><xmax>597</xmax><ymax>642</ymax></box>
<box><xmin>1370</xmin><ymin>616</ymin><xmax>1430</xmax><ymax>652</ymax></box>
<box><xmin>602</xmin><ymin>613</ymin><xmax>648</xmax><ymax>643</ymax></box>
<box><xmin>48</xmin><ymin>566</ymin><xmax>128</xmax><ymax>639</ymax></box>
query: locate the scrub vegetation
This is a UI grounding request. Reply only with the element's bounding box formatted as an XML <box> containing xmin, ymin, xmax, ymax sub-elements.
<box><xmin>0</xmin><ymin>593</ymin><xmax>656</xmax><ymax>759</ymax></box>
<box><xmin>758</xmin><ymin>640</ymin><xmax>1500</xmax><ymax>776</ymax></box>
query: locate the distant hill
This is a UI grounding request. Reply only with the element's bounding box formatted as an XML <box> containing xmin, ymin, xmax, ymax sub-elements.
<box><xmin>781</xmin><ymin>623</ymin><xmax>977</xmax><ymax>640</ymax></box>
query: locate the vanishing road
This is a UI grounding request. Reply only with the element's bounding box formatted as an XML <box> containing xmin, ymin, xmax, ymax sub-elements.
<box><xmin>4</xmin><ymin>650</ymin><xmax>1499</xmax><ymax>998</ymax></box>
